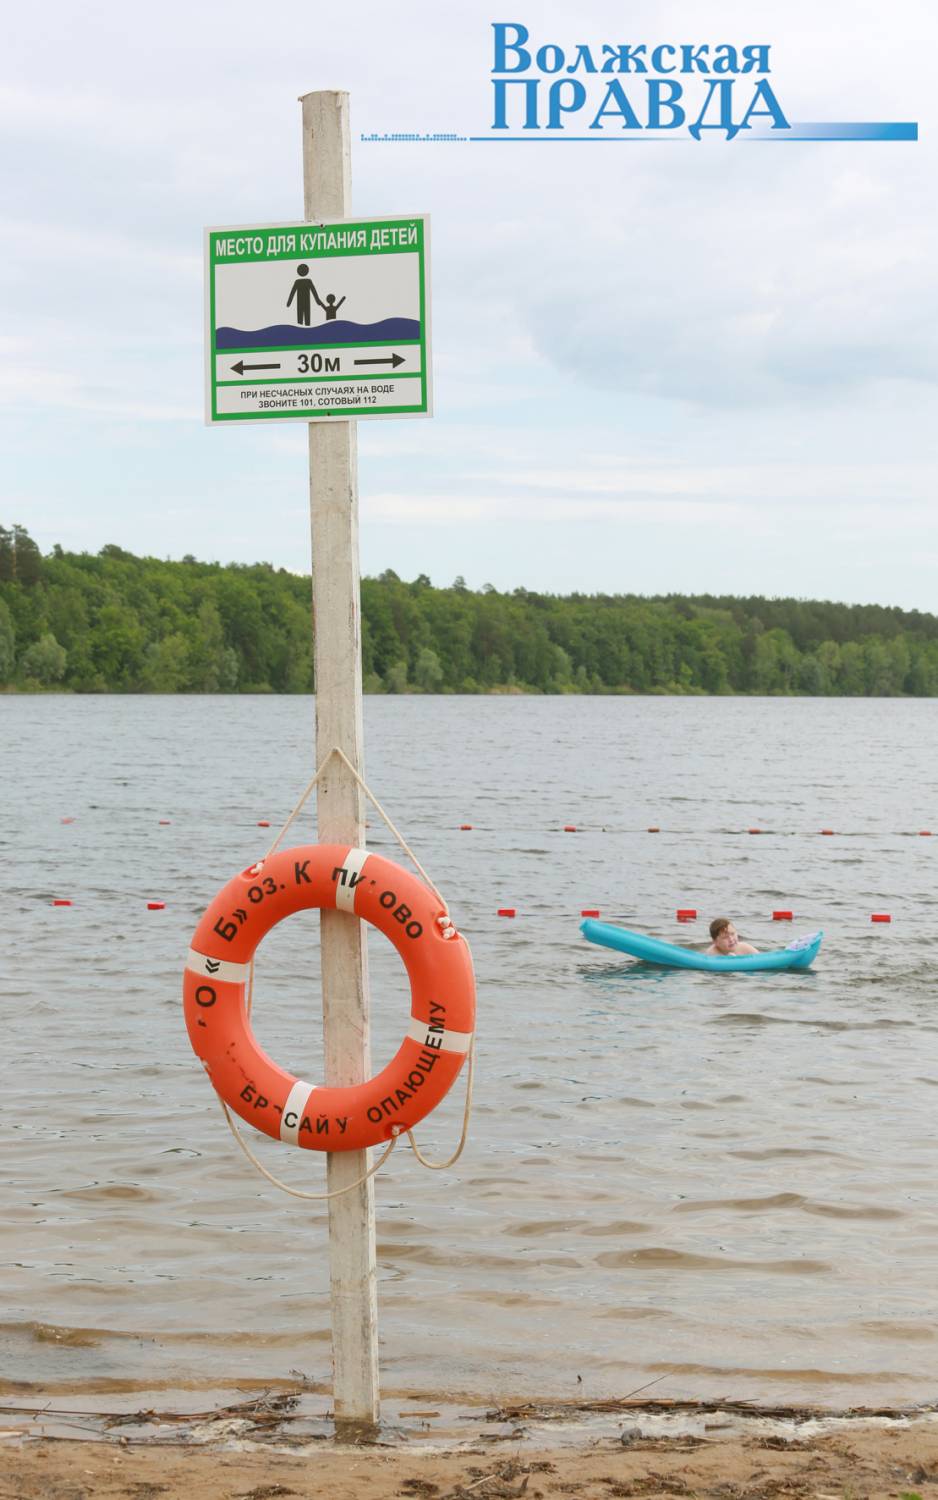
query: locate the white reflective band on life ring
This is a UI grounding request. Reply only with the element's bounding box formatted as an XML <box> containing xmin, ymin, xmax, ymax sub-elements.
<box><xmin>186</xmin><ymin>949</ymin><xmax>251</xmax><ymax>984</ymax></box>
<box><xmin>407</xmin><ymin>1017</ymin><xmax>473</xmax><ymax>1054</ymax></box>
<box><xmin>279</xmin><ymin>1078</ymin><xmax>316</xmax><ymax>1145</ymax></box>
<box><xmin>335</xmin><ymin>846</ymin><xmax>370</xmax><ymax>913</ymax></box>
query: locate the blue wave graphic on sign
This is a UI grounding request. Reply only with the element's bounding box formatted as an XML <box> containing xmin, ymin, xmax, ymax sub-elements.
<box><xmin>216</xmin><ymin>318</ymin><xmax>420</xmax><ymax>349</ymax></box>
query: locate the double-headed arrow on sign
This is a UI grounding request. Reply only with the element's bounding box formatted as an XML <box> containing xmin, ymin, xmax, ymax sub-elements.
<box><xmin>230</xmin><ymin>354</ymin><xmax>405</xmax><ymax>376</ymax></box>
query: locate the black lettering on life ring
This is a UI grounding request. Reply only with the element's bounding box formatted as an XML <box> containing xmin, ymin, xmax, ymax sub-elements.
<box><xmin>195</xmin><ymin>985</ymin><xmax>217</xmax><ymax>1007</ymax></box>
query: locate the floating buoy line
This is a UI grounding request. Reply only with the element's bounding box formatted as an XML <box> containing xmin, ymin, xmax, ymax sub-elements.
<box><xmin>55</xmin><ymin>818</ymin><xmax>934</xmax><ymax>837</ymax></box>
<box><xmin>46</xmin><ymin>802</ymin><xmax>918</xmax><ymax>931</ymax></box>
<box><xmin>44</xmin><ymin>888</ymin><xmax>897</xmax><ymax>927</ymax></box>
<box><xmin>452</xmin><ymin>824</ymin><xmax>934</xmax><ymax>839</ymax></box>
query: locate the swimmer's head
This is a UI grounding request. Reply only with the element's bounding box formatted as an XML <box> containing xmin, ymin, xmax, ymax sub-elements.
<box><xmin>709</xmin><ymin>917</ymin><xmax>738</xmax><ymax>953</ymax></box>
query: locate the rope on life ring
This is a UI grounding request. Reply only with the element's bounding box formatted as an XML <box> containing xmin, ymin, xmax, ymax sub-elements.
<box><xmin>216</xmin><ymin>1036</ymin><xmax>476</xmax><ymax>1201</ymax></box>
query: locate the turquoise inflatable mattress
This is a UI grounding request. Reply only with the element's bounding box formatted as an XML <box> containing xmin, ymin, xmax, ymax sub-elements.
<box><xmin>580</xmin><ymin>920</ymin><xmax>822</xmax><ymax>972</ymax></box>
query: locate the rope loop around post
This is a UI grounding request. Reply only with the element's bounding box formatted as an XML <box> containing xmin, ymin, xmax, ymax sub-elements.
<box><xmin>264</xmin><ymin>746</ymin><xmax>450</xmax><ymax>914</ymax></box>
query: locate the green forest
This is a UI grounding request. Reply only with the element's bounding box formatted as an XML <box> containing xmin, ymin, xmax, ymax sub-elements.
<box><xmin>3</xmin><ymin>522</ymin><xmax>938</xmax><ymax>696</ymax></box>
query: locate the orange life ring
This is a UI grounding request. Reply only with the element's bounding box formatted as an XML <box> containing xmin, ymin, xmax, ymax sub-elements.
<box><xmin>183</xmin><ymin>844</ymin><xmax>475</xmax><ymax>1153</ymax></box>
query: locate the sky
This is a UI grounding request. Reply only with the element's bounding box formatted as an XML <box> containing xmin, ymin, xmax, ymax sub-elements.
<box><xmin>3</xmin><ymin>0</ymin><xmax>937</xmax><ymax>609</ymax></box>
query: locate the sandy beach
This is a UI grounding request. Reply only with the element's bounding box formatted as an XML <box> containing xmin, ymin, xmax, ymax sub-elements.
<box><xmin>5</xmin><ymin>1421</ymin><xmax>938</xmax><ymax>1499</ymax></box>
<box><xmin>4</xmin><ymin>1395</ymin><xmax>938</xmax><ymax>1499</ymax></box>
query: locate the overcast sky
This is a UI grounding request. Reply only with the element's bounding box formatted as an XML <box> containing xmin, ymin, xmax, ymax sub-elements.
<box><xmin>3</xmin><ymin>0</ymin><xmax>936</xmax><ymax>608</ymax></box>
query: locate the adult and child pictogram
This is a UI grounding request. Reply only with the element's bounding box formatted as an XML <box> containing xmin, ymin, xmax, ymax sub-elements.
<box><xmin>286</xmin><ymin>264</ymin><xmax>347</xmax><ymax>325</ymax></box>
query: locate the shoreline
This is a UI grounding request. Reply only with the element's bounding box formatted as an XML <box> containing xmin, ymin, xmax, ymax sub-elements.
<box><xmin>4</xmin><ymin>1395</ymin><xmax>938</xmax><ymax>1499</ymax></box>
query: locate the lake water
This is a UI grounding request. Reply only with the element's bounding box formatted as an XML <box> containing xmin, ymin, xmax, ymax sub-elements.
<box><xmin>2</xmin><ymin>695</ymin><xmax>938</xmax><ymax>1410</ymax></box>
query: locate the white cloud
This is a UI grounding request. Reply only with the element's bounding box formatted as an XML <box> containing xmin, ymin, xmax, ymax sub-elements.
<box><xmin>363</xmin><ymin>489</ymin><xmax>749</xmax><ymax>524</ymax></box>
<box><xmin>1</xmin><ymin>0</ymin><xmax>935</xmax><ymax>605</ymax></box>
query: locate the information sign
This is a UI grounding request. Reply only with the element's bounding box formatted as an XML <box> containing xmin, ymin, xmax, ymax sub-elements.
<box><xmin>205</xmin><ymin>216</ymin><xmax>431</xmax><ymax>423</ymax></box>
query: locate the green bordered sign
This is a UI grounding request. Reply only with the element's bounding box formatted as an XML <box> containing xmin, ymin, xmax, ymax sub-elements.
<box><xmin>204</xmin><ymin>216</ymin><xmax>431</xmax><ymax>423</ymax></box>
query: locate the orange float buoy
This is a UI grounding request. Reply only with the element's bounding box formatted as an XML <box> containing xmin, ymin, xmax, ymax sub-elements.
<box><xmin>184</xmin><ymin>845</ymin><xmax>475</xmax><ymax>1152</ymax></box>
<box><xmin>61</xmin><ymin>817</ymin><xmax>75</xmax><ymax>824</ymax></box>
<box><xmin>159</xmin><ymin>819</ymin><xmax>171</xmax><ymax>826</ymax></box>
<box><xmin>497</xmin><ymin>908</ymin><xmax>516</xmax><ymax>918</ymax></box>
<box><xmin>820</xmin><ymin>829</ymin><xmax>835</xmax><ymax>836</ymax></box>
<box><xmin>919</xmin><ymin>830</ymin><xmax>932</xmax><ymax>837</ymax></box>
<box><xmin>647</xmin><ymin>827</ymin><xmax>660</xmax><ymax>833</ymax></box>
<box><xmin>460</xmin><ymin>824</ymin><xmax>473</xmax><ymax>831</ymax></box>
<box><xmin>772</xmin><ymin>910</ymin><xmax>794</xmax><ymax>921</ymax></box>
<box><xmin>563</xmin><ymin>825</ymin><xmax>577</xmax><ymax>833</ymax></box>
<box><xmin>256</xmin><ymin>820</ymin><xmax>270</xmax><ymax>828</ymax></box>
<box><xmin>52</xmin><ymin>898</ymin><xmax>72</xmax><ymax>907</ymax></box>
<box><xmin>748</xmin><ymin>828</ymin><xmax>763</xmax><ymax>835</ymax></box>
<box><xmin>871</xmin><ymin>913</ymin><xmax>892</xmax><ymax>923</ymax></box>
<box><xmin>581</xmin><ymin>908</ymin><xmax>600</xmax><ymax>918</ymax></box>
<box><xmin>148</xmin><ymin>901</ymin><xmax>166</xmax><ymax>910</ymax></box>
<box><xmin>676</xmin><ymin>908</ymin><xmax>697</xmax><ymax>921</ymax></box>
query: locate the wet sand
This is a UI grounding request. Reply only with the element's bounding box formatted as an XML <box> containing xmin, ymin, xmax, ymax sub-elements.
<box><xmin>5</xmin><ymin>1421</ymin><xmax>938</xmax><ymax>1499</ymax></box>
<box><xmin>3</xmin><ymin>1396</ymin><xmax>938</xmax><ymax>1499</ymax></box>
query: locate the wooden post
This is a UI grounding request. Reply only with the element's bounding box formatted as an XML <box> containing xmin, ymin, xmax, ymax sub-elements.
<box><xmin>301</xmin><ymin>88</ymin><xmax>380</xmax><ymax>1432</ymax></box>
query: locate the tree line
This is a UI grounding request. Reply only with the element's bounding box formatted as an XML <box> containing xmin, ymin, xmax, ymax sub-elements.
<box><xmin>3</xmin><ymin>523</ymin><xmax>938</xmax><ymax>696</ymax></box>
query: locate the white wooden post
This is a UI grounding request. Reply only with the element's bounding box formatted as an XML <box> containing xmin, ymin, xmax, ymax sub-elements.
<box><xmin>301</xmin><ymin>88</ymin><xmax>380</xmax><ymax>1431</ymax></box>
